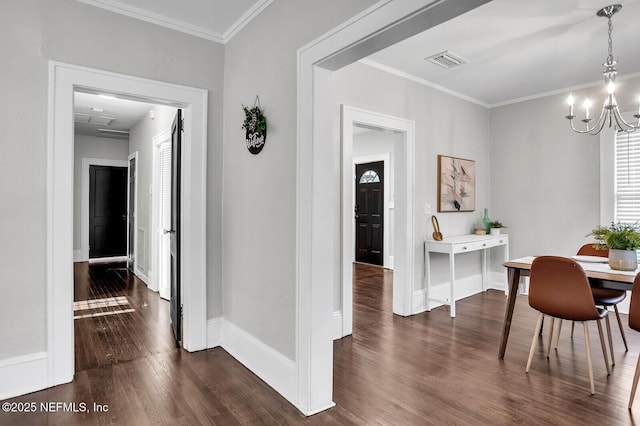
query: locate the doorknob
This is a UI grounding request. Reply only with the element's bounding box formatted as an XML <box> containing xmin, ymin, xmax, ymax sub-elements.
<box><xmin>163</xmin><ymin>229</ymin><xmax>176</xmax><ymax>234</ymax></box>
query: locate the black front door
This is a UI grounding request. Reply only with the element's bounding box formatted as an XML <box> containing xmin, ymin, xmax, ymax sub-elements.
<box><xmin>89</xmin><ymin>165</ymin><xmax>127</xmax><ymax>259</ymax></box>
<box><xmin>355</xmin><ymin>161</ymin><xmax>384</xmax><ymax>266</ymax></box>
<box><xmin>170</xmin><ymin>109</ymin><xmax>182</xmax><ymax>346</ymax></box>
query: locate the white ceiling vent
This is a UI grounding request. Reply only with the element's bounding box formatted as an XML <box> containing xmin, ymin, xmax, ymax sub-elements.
<box><xmin>74</xmin><ymin>113</ymin><xmax>115</xmax><ymax>126</ymax></box>
<box><xmin>425</xmin><ymin>51</ymin><xmax>468</xmax><ymax>69</ymax></box>
<box><xmin>97</xmin><ymin>128</ymin><xmax>130</xmax><ymax>139</ymax></box>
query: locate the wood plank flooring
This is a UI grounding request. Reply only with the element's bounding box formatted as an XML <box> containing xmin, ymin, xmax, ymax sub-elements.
<box><xmin>73</xmin><ymin>261</ymin><xmax>176</xmax><ymax>372</ymax></box>
<box><xmin>2</xmin><ymin>262</ymin><xmax>640</xmax><ymax>424</ymax></box>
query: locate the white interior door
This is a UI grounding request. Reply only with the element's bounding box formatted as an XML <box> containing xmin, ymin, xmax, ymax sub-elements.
<box><xmin>158</xmin><ymin>141</ymin><xmax>172</xmax><ymax>300</ymax></box>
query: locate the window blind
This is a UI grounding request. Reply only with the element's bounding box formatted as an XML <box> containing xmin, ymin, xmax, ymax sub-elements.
<box><xmin>615</xmin><ymin>130</ymin><xmax>640</xmax><ymax>224</ymax></box>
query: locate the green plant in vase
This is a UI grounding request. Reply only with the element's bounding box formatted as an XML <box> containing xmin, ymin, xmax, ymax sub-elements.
<box><xmin>591</xmin><ymin>222</ymin><xmax>640</xmax><ymax>270</ymax></box>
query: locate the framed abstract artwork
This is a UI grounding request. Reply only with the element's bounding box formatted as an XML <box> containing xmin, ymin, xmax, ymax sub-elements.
<box><xmin>437</xmin><ymin>155</ymin><xmax>475</xmax><ymax>212</ymax></box>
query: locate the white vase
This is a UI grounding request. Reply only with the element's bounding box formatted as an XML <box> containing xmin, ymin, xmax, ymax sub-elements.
<box><xmin>608</xmin><ymin>249</ymin><xmax>638</xmax><ymax>271</ymax></box>
<box><xmin>490</xmin><ymin>228</ymin><xmax>500</xmax><ymax>235</ymax></box>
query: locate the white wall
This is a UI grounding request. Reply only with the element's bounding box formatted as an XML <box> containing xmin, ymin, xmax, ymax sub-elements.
<box><xmin>222</xmin><ymin>0</ymin><xmax>377</xmax><ymax>361</ymax></box>
<box><xmin>128</xmin><ymin>105</ymin><xmax>176</xmax><ymax>278</ymax></box>
<box><xmin>0</xmin><ymin>0</ymin><xmax>224</xmax><ymax>360</ymax></box>
<box><xmin>333</xmin><ymin>61</ymin><xmax>492</xmax><ymax>308</ymax></box>
<box><xmin>73</xmin><ymin>135</ymin><xmax>130</xmax><ymax>252</ymax></box>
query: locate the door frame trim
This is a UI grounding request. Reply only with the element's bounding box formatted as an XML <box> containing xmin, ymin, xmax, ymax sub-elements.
<box><xmin>127</xmin><ymin>152</ymin><xmax>139</xmax><ymax>278</ymax></box>
<box><xmin>47</xmin><ymin>61</ymin><xmax>208</xmax><ymax>388</ymax></box>
<box><xmin>353</xmin><ymin>154</ymin><xmax>391</xmax><ymax>269</ymax></box>
<box><xmin>80</xmin><ymin>158</ymin><xmax>129</xmax><ymax>262</ymax></box>
<box><xmin>341</xmin><ymin>106</ymin><xmax>414</xmax><ymax>338</ymax></box>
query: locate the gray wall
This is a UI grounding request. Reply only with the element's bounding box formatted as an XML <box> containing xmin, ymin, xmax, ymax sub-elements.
<box><xmin>73</xmin><ymin>135</ymin><xmax>130</xmax><ymax>252</ymax></box>
<box><xmin>128</xmin><ymin>105</ymin><xmax>176</xmax><ymax>277</ymax></box>
<box><xmin>488</xmin><ymin>77</ymin><xmax>640</xmax><ymax>260</ymax></box>
<box><xmin>0</xmin><ymin>0</ymin><xmax>224</xmax><ymax>360</ymax></box>
<box><xmin>222</xmin><ymin>0</ymin><xmax>377</xmax><ymax>361</ymax></box>
<box><xmin>333</xmin><ymin>62</ymin><xmax>492</xmax><ymax>299</ymax></box>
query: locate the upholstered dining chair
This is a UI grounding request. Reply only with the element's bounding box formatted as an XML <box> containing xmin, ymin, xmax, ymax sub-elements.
<box><xmin>557</xmin><ymin>244</ymin><xmax>628</xmax><ymax>366</ymax></box>
<box><xmin>627</xmin><ymin>273</ymin><xmax>640</xmax><ymax>408</ymax></box>
<box><xmin>526</xmin><ymin>256</ymin><xmax>610</xmax><ymax>395</ymax></box>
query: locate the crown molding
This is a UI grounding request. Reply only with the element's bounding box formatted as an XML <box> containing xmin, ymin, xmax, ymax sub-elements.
<box><xmin>77</xmin><ymin>0</ymin><xmax>273</xmax><ymax>44</ymax></box>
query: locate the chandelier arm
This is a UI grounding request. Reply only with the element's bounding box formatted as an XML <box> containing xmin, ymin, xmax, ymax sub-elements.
<box><xmin>588</xmin><ymin>115</ymin><xmax>609</xmax><ymax>136</ymax></box>
<box><xmin>569</xmin><ymin>116</ymin><xmax>604</xmax><ymax>134</ymax></box>
<box><xmin>612</xmin><ymin>107</ymin><xmax>640</xmax><ymax>131</ymax></box>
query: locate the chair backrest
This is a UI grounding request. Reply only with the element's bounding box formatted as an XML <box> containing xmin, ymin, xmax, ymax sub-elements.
<box><xmin>529</xmin><ymin>256</ymin><xmax>601</xmax><ymax>321</ymax></box>
<box><xmin>629</xmin><ymin>273</ymin><xmax>640</xmax><ymax>332</ymax></box>
<box><xmin>577</xmin><ymin>243</ymin><xmax>608</xmax><ymax>257</ymax></box>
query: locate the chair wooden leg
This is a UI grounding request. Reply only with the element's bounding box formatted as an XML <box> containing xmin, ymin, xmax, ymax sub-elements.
<box><xmin>614</xmin><ymin>305</ymin><xmax>629</xmax><ymax>352</ymax></box>
<box><xmin>527</xmin><ymin>313</ymin><xmax>544</xmax><ymax>373</ymax></box>
<box><xmin>584</xmin><ymin>322</ymin><xmax>595</xmax><ymax>395</ymax></box>
<box><xmin>554</xmin><ymin>319</ymin><xmax>563</xmax><ymax>349</ymax></box>
<box><xmin>546</xmin><ymin>317</ymin><xmax>555</xmax><ymax>358</ymax></box>
<box><xmin>596</xmin><ymin>318</ymin><xmax>611</xmax><ymax>376</ymax></box>
<box><xmin>571</xmin><ymin>321</ymin><xmax>575</xmax><ymax>339</ymax></box>
<box><xmin>629</xmin><ymin>354</ymin><xmax>640</xmax><ymax>409</ymax></box>
<box><xmin>604</xmin><ymin>313</ymin><xmax>615</xmax><ymax>366</ymax></box>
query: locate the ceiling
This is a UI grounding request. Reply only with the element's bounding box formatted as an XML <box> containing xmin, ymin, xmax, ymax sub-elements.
<box><xmin>74</xmin><ymin>0</ymin><xmax>640</xmax><ymax>136</ymax></box>
<box><xmin>366</xmin><ymin>0</ymin><xmax>640</xmax><ymax>107</ymax></box>
<box><xmin>74</xmin><ymin>91</ymin><xmax>157</xmax><ymax>139</ymax></box>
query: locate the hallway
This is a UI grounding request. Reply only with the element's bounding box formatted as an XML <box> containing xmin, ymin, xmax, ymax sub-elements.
<box><xmin>73</xmin><ymin>261</ymin><xmax>176</xmax><ymax>372</ymax></box>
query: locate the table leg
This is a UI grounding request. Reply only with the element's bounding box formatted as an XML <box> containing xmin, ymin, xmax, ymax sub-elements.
<box><xmin>449</xmin><ymin>252</ymin><xmax>456</xmax><ymax>318</ymax></box>
<box><xmin>499</xmin><ymin>267</ymin><xmax>521</xmax><ymax>359</ymax></box>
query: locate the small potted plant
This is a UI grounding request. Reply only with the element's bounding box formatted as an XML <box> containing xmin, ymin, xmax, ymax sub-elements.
<box><xmin>591</xmin><ymin>222</ymin><xmax>640</xmax><ymax>270</ymax></box>
<box><xmin>489</xmin><ymin>221</ymin><xmax>506</xmax><ymax>235</ymax></box>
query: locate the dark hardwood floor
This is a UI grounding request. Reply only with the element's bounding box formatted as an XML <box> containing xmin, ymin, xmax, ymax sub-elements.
<box><xmin>3</xmin><ymin>262</ymin><xmax>640</xmax><ymax>424</ymax></box>
<box><xmin>73</xmin><ymin>261</ymin><xmax>177</xmax><ymax>372</ymax></box>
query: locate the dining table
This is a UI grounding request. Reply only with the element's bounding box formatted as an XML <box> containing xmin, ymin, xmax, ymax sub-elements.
<box><xmin>499</xmin><ymin>255</ymin><xmax>639</xmax><ymax>359</ymax></box>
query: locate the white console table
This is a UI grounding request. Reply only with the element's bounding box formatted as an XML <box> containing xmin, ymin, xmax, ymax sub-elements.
<box><xmin>424</xmin><ymin>234</ymin><xmax>509</xmax><ymax>317</ymax></box>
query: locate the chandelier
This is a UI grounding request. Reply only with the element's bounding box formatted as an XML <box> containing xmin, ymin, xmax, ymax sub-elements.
<box><xmin>565</xmin><ymin>4</ymin><xmax>640</xmax><ymax>135</ymax></box>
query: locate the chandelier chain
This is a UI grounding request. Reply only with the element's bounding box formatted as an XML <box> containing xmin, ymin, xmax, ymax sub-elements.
<box><xmin>607</xmin><ymin>15</ymin><xmax>613</xmax><ymax>65</ymax></box>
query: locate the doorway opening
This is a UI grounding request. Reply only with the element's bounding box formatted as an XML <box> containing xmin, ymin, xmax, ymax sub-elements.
<box><xmin>340</xmin><ymin>106</ymin><xmax>415</xmax><ymax>338</ymax></box>
<box><xmin>48</xmin><ymin>62</ymin><xmax>207</xmax><ymax>388</ymax></box>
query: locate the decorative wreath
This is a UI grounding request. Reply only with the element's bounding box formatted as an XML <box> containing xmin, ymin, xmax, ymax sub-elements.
<box><xmin>241</xmin><ymin>105</ymin><xmax>267</xmax><ymax>136</ymax></box>
<box><xmin>242</xmin><ymin>98</ymin><xmax>267</xmax><ymax>154</ymax></box>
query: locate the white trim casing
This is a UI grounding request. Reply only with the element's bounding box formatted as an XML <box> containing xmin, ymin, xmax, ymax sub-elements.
<box><xmin>127</xmin><ymin>152</ymin><xmax>139</xmax><ymax>281</ymax></box>
<box><xmin>47</xmin><ymin>61</ymin><xmax>208</xmax><ymax>393</ymax></box>
<box><xmin>79</xmin><ymin>158</ymin><xmax>129</xmax><ymax>262</ymax></box>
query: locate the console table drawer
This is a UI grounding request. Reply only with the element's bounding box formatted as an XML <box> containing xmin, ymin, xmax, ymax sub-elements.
<box><xmin>453</xmin><ymin>241</ymin><xmax>489</xmax><ymax>253</ymax></box>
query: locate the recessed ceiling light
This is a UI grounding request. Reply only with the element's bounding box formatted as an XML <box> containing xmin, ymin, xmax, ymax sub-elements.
<box><xmin>91</xmin><ymin>107</ymin><xmax>104</xmax><ymax>112</ymax></box>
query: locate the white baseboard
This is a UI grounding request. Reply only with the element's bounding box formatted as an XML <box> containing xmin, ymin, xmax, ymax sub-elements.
<box><xmin>73</xmin><ymin>250</ymin><xmax>83</xmax><ymax>262</ymax></box>
<box><xmin>414</xmin><ymin>274</ymin><xmax>485</xmax><ymax>313</ymax></box>
<box><xmin>207</xmin><ymin>317</ymin><xmax>222</xmax><ymax>348</ymax></box>
<box><xmin>486</xmin><ymin>271</ymin><xmax>508</xmax><ymax>292</ymax></box>
<box><xmin>134</xmin><ymin>270</ymin><xmax>149</xmax><ymax>285</ymax></box>
<box><xmin>207</xmin><ymin>319</ymin><xmax>297</xmax><ymax>408</ymax></box>
<box><xmin>0</xmin><ymin>352</ymin><xmax>48</xmax><ymax>400</ymax></box>
<box><xmin>333</xmin><ymin>310</ymin><xmax>344</xmax><ymax>340</ymax></box>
